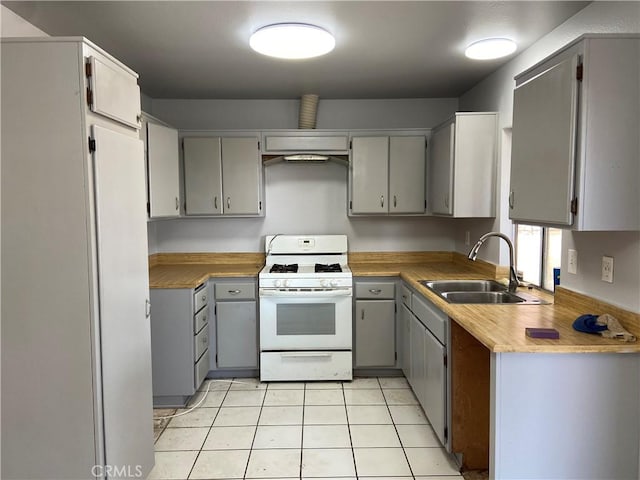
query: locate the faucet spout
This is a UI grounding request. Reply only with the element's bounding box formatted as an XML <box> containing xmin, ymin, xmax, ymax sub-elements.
<box><xmin>466</xmin><ymin>231</ymin><xmax>519</xmax><ymax>293</ymax></box>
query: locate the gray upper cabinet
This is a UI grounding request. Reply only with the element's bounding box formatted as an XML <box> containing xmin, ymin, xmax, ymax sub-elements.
<box><xmin>510</xmin><ymin>35</ymin><xmax>640</xmax><ymax>231</ymax></box>
<box><xmin>183</xmin><ymin>136</ymin><xmax>263</xmax><ymax>216</ymax></box>
<box><xmin>429</xmin><ymin>112</ymin><xmax>497</xmax><ymax>217</ymax></box>
<box><xmin>142</xmin><ymin>115</ymin><xmax>180</xmax><ymax>218</ymax></box>
<box><xmin>350</xmin><ymin>134</ymin><xmax>427</xmax><ymax>215</ymax></box>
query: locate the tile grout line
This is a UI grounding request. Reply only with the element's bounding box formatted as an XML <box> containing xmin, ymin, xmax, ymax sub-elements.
<box><xmin>381</xmin><ymin>378</ymin><xmax>417</xmax><ymax>480</ymax></box>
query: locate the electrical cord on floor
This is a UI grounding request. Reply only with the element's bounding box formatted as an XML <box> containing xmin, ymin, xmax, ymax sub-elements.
<box><xmin>154</xmin><ymin>379</ymin><xmax>255</xmax><ymax>420</ymax></box>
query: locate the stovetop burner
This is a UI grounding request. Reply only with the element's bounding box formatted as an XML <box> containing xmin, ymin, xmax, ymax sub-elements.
<box><xmin>315</xmin><ymin>263</ymin><xmax>342</xmax><ymax>273</ymax></box>
<box><xmin>270</xmin><ymin>263</ymin><xmax>299</xmax><ymax>273</ymax></box>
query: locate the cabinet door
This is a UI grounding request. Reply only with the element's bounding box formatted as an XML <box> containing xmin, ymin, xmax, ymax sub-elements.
<box><xmin>91</xmin><ymin>125</ymin><xmax>154</xmax><ymax>474</ymax></box>
<box><xmin>429</xmin><ymin>123</ymin><xmax>454</xmax><ymax>215</ymax></box>
<box><xmin>400</xmin><ymin>304</ymin><xmax>412</xmax><ymax>379</ymax></box>
<box><xmin>355</xmin><ymin>300</ymin><xmax>396</xmax><ymax>367</ymax></box>
<box><xmin>409</xmin><ymin>314</ymin><xmax>427</xmax><ymax>406</ymax></box>
<box><xmin>184</xmin><ymin>137</ymin><xmax>223</xmax><ymax>215</ymax></box>
<box><xmin>221</xmin><ymin>137</ymin><xmax>261</xmax><ymax>215</ymax></box>
<box><xmin>424</xmin><ymin>326</ymin><xmax>446</xmax><ymax>445</ymax></box>
<box><xmin>87</xmin><ymin>56</ymin><xmax>141</xmax><ymax>129</ymax></box>
<box><xmin>351</xmin><ymin>136</ymin><xmax>389</xmax><ymax>214</ymax></box>
<box><xmin>389</xmin><ymin>136</ymin><xmax>426</xmax><ymax>214</ymax></box>
<box><xmin>147</xmin><ymin>123</ymin><xmax>180</xmax><ymax>217</ymax></box>
<box><xmin>216</xmin><ymin>301</ymin><xmax>258</xmax><ymax>368</ymax></box>
<box><xmin>510</xmin><ymin>55</ymin><xmax>579</xmax><ymax>226</ymax></box>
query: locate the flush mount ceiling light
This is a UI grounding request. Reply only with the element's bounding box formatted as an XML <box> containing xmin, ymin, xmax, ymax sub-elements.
<box><xmin>250</xmin><ymin>23</ymin><xmax>335</xmax><ymax>59</ymax></box>
<box><xmin>465</xmin><ymin>38</ymin><xmax>517</xmax><ymax>60</ymax></box>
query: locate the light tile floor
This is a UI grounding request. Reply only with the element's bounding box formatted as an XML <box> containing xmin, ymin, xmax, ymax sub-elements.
<box><xmin>151</xmin><ymin>376</ymin><xmax>465</xmax><ymax>480</ymax></box>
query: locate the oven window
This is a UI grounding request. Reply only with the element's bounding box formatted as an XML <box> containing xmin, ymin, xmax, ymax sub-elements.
<box><xmin>276</xmin><ymin>304</ymin><xmax>336</xmax><ymax>335</ymax></box>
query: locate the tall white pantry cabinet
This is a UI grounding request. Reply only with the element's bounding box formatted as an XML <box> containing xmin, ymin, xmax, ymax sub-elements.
<box><xmin>1</xmin><ymin>38</ymin><xmax>154</xmax><ymax>479</ymax></box>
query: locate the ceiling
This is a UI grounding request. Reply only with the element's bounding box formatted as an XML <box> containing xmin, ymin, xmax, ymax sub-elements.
<box><xmin>3</xmin><ymin>1</ymin><xmax>589</xmax><ymax>99</ymax></box>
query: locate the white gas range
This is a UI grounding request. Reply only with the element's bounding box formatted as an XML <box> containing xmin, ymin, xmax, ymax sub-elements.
<box><xmin>259</xmin><ymin>234</ymin><xmax>353</xmax><ymax>381</ymax></box>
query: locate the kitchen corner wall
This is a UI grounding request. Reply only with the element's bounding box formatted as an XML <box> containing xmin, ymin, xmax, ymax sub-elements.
<box><xmin>457</xmin><ymin>1</ymin><xmax>640</xmax><ymax>312</ymax></box>
<box><xmin>147</xmin><ymin>97</ymin><xmax>459</xmax><ymax>254</ymax></box>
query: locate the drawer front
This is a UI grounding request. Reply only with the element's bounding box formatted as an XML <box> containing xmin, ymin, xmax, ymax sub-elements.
<box><xmin>401</xmin><ymin>284</ymin><xmax>412</xmax><ymax>309</ymax></box>
<box><xmin>260</xmin><ymin>351</ymin><xmax>352</xmax><ymax>381</ymax></box>
<box><xmin>412</xmin><ymin>294</ymin><xmax>447</xmax><ymax>345</ymax></box>
<box><xmin>194</xmin><ymin>305</ymin><xmax>209</xmax><ymax>334</ymax></box>
<box><xmin>194</xmin><ymin>350</ymin><xmax>209</xmax><ymax>390</ymax></box>
<box><xmin>194</xmin><ymin>326</ymin><xmax>209</xmax><ymax>362</ymax></box>
<box><xmin>355</xmin><ymin>282</ymin><xmax>395</xmax><ymax>299</ymax></box>
<box><xmin>194</xmin><ymin>286</ymin><xmax>208</xmax><ymax>312</ymax></box>
<box><xmin>215</xmin><ymin>282</ymin><xmax>255</xmax><ymax>300</ymax></box>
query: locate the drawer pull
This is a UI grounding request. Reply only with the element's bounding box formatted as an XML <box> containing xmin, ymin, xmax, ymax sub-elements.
<box><xmin>202</xmin><ymin>315</ymin><xmax>207</xmax><ymax>322</ymax></box>
<box><xmin>369</xmin><ymin>289</ymin><xmax>382</xmax><ymax>294</ymax></box>
<box><xmin>228</xmin><ymin>289</ymin><xmax>241</xmax><ymax>295</ymax></box>
<box><xmin>201</xmin><ymin>295</ymin><xmax>206</xmax><ymax>301</ymax></box>
<box><xmin>280</xmin><ymin>352</ymin><xmax>331</xmax><ymax>359</ymax></box>
<box><xmin>361</xmin><ymin>310</ymin><xmax>365</xmax><ymax>320</ymax></box>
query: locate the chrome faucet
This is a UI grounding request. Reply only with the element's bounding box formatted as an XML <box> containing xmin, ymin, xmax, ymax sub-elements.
<box><xmin>467</xmin><ymin>232</ymin><xmax>520</xmax><ymax>293</ymax></box>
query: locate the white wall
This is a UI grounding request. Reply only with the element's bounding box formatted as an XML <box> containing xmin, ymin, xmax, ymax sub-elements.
<box><xmin>150</xmin><ymin>97</ymin><xmax>457</xmax><ymax>130</ymax></box>
<box><xmin>1</xmin><ymin>5</ymin><xmax>48</xmax><ymax>37</ymax></box>
<box><xmin>151</xmin><ymin>160</ymin><xmax>456</xmax><ymax>253</ymax></box>
<box><xmin>457</xmin><ymin>1</ymin><xmax>640</xmax><ymax>312</ymax></box>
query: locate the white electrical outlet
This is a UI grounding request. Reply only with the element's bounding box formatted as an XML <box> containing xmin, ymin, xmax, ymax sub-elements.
<box><xmin>465</xmin><ymin>231</ymin><xmax>470</xmax><ymax>246</ymax></box>
<box><xmin>602</xmin><ymin>256</ymin><xmax>614</xmax><ymax>283</ymax></box>
<box><xmin>567</xmin><ymin>249</ymin><xmax>578</xmax><ymax>274</ymax></box>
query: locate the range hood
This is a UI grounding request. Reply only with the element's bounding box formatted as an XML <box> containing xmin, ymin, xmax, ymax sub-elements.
<box><xmin>262</xmin><ymin>131</ymin><xmax>350</xmax><ymax>166</ymax></box>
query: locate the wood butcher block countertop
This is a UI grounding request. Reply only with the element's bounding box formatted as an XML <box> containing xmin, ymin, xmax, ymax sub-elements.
<box><xmin>149</xmin><ymin>251</ymin><xmax>640</xmax><ymax>354</ymax></box>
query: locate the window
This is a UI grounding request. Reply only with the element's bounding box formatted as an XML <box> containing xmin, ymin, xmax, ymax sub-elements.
<box><xmin>515</xmin><ymin>225</ymin><xmax>562</xmax><ymax>291</ymax></box>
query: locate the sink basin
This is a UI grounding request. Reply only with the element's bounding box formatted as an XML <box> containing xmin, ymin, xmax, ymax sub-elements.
<box><xmin>419</xmin><ymin>279</ymin><xmax>506</xmax><ymax>293</ymax></box>
<box><xmin>419</xmin><ymin>279</ymin><xmax>549</xmax><ymax>305</ymax></box>
<box><xmin>441</xmin><ymin>291</ymin><xmax>524</xmax><ymax>304</ymax></box>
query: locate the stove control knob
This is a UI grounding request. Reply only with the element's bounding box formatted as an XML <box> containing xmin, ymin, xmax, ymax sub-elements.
<box><xmin>283</xmin><ymin>279</ymin><xmax>291</xmax><ymax>287</ymax></box>
<box><xmin>330</xmin><ymin>280</ymin><xmax>338</xmax><ymax>287</ymax></box>
<box><xmin>274</xmin><ymin>279</ymin><xmax>282</xmax><ymax>288</ymax></box>
<box><xmin>320</xmin><ymin>279</ymin><xmax>328</xmax><ymax>288</ymax></box>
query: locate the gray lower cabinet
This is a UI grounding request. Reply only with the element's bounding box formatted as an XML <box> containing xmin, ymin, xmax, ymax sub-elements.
<box><xmin>402</xmin><ymin>282</ymin><xmax>449</xmax><ymax>448</ymax></box>
<box><xmin>354</xmin><ymin>280</ymin><xmax>396</xmax><ymax>368</ymax></box>
<box><xmin>150</xmin><ymin>283</ymin><xmax>210</xmax><ymax>406</ymax></box>
<box><xmin>213</xmin><ymin>280</ymin><xmax>258</xmax><ymax>369</ymax></box>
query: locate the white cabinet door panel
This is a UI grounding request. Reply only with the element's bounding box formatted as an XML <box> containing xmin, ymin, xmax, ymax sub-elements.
<box><xmin>184</xmin><ymin>137</ymin><xmax>223</xmax><ymax>215</ymax></box>
<box><xmin>510</xmin><ymin>55</ymin><xmax>579</xmax><ymax>226</ymax></box>
<box><xmin>351</xmin><ymin>136</ymin><xmax>389</xmax><ymax>214</ymax></box>
<box><xmin>221</xmin><ymin>137</ymin><xmax>261</xmax><ymax>215</ymax></box>
<box><xmin>147</xmin><ymin>123</ymin><xmax>180</xmax><ymax>217</ymax></box>
<box><xmin>91</xmin><ymin>125</ymin><xmax>154</xmax><ymax>474</ymax></box>
<box><xmin>389</xmin><ymin>136</ymin><xmax>426</xmax><ymax>214</ymax></box>
<box><xmin>88</xmin><ymin>56</ymin><xmax>140</xmax><ymax>128</ymax></box>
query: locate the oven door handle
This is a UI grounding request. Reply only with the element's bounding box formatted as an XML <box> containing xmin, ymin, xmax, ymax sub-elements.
<box><xmin>259</xmin><ymin>288</ymin><xmax>352</xmax><ymax>297</ymax></box>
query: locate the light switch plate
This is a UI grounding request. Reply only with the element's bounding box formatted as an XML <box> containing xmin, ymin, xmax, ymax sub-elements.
<box><xmin>602</xmin><ymin>256</ymin><xmax>614</xmax><ymax>283</ymax></box>
<box><xmin>567</xmin><ymin>249</ymin><xmax>578</xmax><ymax>275</ymax></box>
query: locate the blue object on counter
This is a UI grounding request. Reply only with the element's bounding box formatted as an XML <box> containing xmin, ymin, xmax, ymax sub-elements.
<box><xmin>572</xmin><ymin>314</ymin><xmax>607</xmax><ymax>334</ymax></box>
<box><xmin>553</xmin><ymin>268</ymin><xmax>560</xmax><ymax>287</ymax></box>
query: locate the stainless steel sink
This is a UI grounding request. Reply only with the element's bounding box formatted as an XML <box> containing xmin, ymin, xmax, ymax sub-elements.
<box><xmin>441</xmin><ymin>291</ymin><xmax>524</xmax><ymax>304</ymax></box>
<box><xmin>420</xmin><ymin>279</ymin><xmax>506</xmax><ymax>293</ymax></box>
<box><xmin>419</xmin><ymin>279</ymin><xmax>549</xmax><ymax>305</ymax></box>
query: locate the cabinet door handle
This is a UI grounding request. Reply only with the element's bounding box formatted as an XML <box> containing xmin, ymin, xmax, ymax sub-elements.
<box><xmin>361</xmin><ymin>309</ymin><xmax>365</xmax><ymax>320</ymax></box>
<box><xmin>444</xmin><ymin>194</ymin><xmax>449</xmax><ymax>208</ymax></box>
<box><xmin>227</xmin><ymin>197</ymin><xmax>231</xmax><ymax>209</ymax></box>
<box><xmin>369</xmin><ymin>288</ymin><xmax>382</xmax><ymax>295</ymax></box>
<box><xmin>202</xmin><ymin>315</ymin><xmax>207</xmax><ymax>323</ymax></box>
<box><xmin>175</xmin><ymin>197</ymin><xmax>179</xmax><ymax>211</ymax></box>
<box><xmin>393</xmin><ymin>195</ymin><xmax>397</xmax><ymax>207</ymax></box>
<box><xmin>145</xmin><ymin>299</ymin><xmax>151</xmax><ymax>319</ymax></box>
<box><xmin>509</xmin><ymin>191</ymin><xmax>515</xmax><ymax>209</ymax></box>
<box><xmin>214</xmin><ymin>196</ymin><xmax>218</xmax><ymax>210</ymax></box>
<box><xmin>228</xmin><ymin>289</ymin><xmax>241</xmax><ymax>295</ymax></box>
<box><xmin>201</xmin><ymin>295</ymin><xmax>207</xmax><ymax>302</ymax></box>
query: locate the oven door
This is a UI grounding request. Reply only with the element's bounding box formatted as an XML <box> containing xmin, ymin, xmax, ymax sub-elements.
<box><xmin>259</xmin><ymin>288</ymin><xmax>352</xmax><ymax>350</ymax></box>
